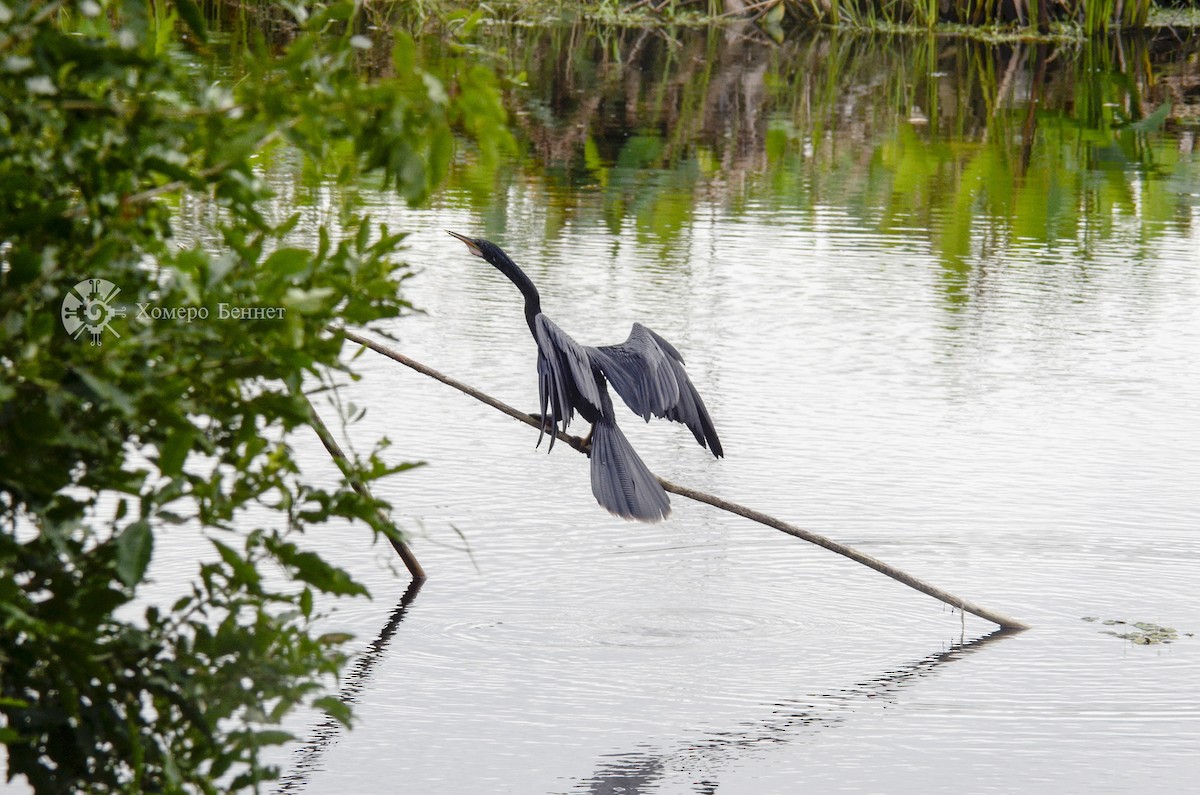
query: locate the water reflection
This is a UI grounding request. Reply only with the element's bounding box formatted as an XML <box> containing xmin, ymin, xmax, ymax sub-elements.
<box><xmin>574</xmin><ymin>629</ymin><xmax>1016</xmax><ymax>794</ymax></box>
<box><xmin>276</xmin><ymin>579</ymin><xmax>424</xmax><ymax>793</ymax></box>
<box><xmin>195</xmin><ymin>22</ymin><xmax>1200</xmax><ymax>287</ymax></box>
<box><xmin>445</xmin><ymin>27</ymin><xmax>1199</xmax><ymax>284</ymax></box>
<box><xmin>583</xmin><ymin>752</ymin><xmax>668</xmax><ymax>795</ymax></box>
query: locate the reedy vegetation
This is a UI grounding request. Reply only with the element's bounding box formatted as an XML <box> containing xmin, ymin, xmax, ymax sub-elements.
<box><xmin>365</xmin><ymin>0</ymin><xmax>1173</xmax><ymax>35</ymax></box>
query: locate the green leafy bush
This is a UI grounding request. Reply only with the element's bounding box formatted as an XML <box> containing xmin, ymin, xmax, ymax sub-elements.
<box><xmin>0</xmin><ymin>1</ymin><xmax>510</xmax><ymax>791</ymax></box>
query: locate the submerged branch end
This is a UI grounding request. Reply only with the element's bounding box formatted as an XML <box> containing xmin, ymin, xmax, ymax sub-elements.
<box><xmin>301</xmin><ymin>389</ymin><xmax>426</xmax><ymax>581</ymax></box>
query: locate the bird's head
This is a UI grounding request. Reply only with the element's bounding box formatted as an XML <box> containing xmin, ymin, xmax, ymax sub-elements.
<box><xmin>448</xmin><ymin>230</ymin><xmax>495</xmax><ymax>261</ymax></box>
<box><xmin>448</xmin><ymin>230</ymin><xmax>542</xmax><ymax>324</ymax></box>
<box><xmin>448</xmin><ymin>230</ymin><xmax>529</xmax><ymax>288</ymax></box>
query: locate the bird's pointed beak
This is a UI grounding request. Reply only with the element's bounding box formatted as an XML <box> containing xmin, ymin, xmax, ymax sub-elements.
<box><xmin>447</xmin><ymin>230</ymin><xmax>483</xmax><ymax>258</ymax></box>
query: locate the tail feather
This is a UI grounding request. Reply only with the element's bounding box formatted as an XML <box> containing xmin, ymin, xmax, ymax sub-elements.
<box><xmin>589</xmin><ymin>418</ymin><xmax>671</xmax><ymax>523</ymax></box>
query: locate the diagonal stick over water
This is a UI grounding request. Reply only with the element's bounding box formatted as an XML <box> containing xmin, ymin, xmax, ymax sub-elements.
<box><xmin>338</xmin><ymin>328</ymin><xmax>1029</xmax><ymax>631</ymax></box>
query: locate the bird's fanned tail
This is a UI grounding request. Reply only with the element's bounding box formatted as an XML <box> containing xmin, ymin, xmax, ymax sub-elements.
<box><xmin>589</xmin><ymin>416</ymin><xmax>671</xmax><ymax>523</ymax></box>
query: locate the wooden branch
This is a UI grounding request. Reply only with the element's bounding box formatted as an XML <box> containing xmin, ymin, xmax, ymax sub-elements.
<box><xmin>337</xmin><ymin>327</ymin><xmax>1028</xmax><ymax>630</ymax></box>
<box><xmin>657</xmin><ymin>480</ymin><xmax>1028</xmax><ymax>630</ymax></box>
<box><xmin>301</xmin><ymin>391</ymin><xmax>426</xmax><ymax>581</ymax></box>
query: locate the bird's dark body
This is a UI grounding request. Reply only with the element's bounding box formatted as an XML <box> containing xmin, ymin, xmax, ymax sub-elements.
<box><xmin>449</xmin><ymin>232</ymin><xmax>723</xmax><ymax>522</ymax></box>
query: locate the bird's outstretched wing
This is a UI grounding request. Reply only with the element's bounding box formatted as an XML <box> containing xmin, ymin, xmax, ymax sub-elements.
<box><xmin>592</xmin><ymin>323</ymin><xmax>724</xmax><ymax>457</ymax></box>
<box><xmin>533</xmin><ymin>314</ymin><xmax>602</xmax><ymax>451</ymax></box>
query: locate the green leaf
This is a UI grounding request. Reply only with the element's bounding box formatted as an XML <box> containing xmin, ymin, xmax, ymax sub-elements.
<box><xmin>392</xmin><ymin>30</ymin><xmax>415</xmax><ymax>74</ymax></box>
<box><xmin>283</xmin><ymin>287</ymin><xmax>336</xmax><ymax>315</ymax></box>
<box><xmin>251</xmin><ymin>730</ymin><xmax>294</xmax><ymax>747</ymax></box>
<box><xmin>116</xmin><ymin>521</ymin><xmax>154</xmax><ymax>588</ymax></box>
<box><xmin>75</xmin><ymin>370</ymin><xmax>135</xmax><ymax>416</ymax></box>
<box><xmin>263</xmin><ymin>247</ymin><xmax>312</xmax><ymax>279</ymax></box>
<box><xmin>312</xmin><ymin>696</ymin><xmax>353</xmax><ymax>727</ymax></box>
<box><xmin>159</xmin><ymin>425</ymin><xmax>195</xmax><ymax>477</ymax></box>
<box><xmin>307</xmin><ymin>0</ymin><xmax>354</xmax><ymax>27</ymax></box>
<box><xmin>316</xmin><ymin>632</ymin><xmax>354</xmax><ymax>646</ymax></box>
<box><xmin>288</xmin><ymin>550</ymin><xmax>367</xmax><ymax>596</ymax></box>
<box><xmin>276</xmin><ymin>213</ymin><xmax>302</xmax><ymax>237</ymax></box>
<box><xmin>210</xmin><ymin>539</ymin><xmax>260</xmax><ymax>586</ymax></box>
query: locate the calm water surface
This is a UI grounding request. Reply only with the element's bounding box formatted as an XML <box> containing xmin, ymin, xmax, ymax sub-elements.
<box><xmin>197</xmin><ymin>26</ymin><xmax>1200</xmax><ymax>795</ymax></box>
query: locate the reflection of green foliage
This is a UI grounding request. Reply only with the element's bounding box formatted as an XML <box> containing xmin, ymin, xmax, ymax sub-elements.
<box><xmin>858</xmin><ymin>43</ymin><xmax>1191</xmax><ymax>298</ymax></box>
<box><xmin>617</xmin><ymin>134</ymin><xmax>667</xmax><ymax>169</ymax></box>
<box><xmin>790</xmin><ymin>36</ymin><xmax>1196</xmax><ymax>304</ymax></box>
<box><xmin>438</xmin><ymin>25</ymin><xmax>738</xmax><ymax>252</ymax></box>
<box><xmin>431</xmin><ymin>26</ymin><xmax>1196</xmax><ymax>276</ymax></box>
<box><xmin>785</xmin><ymin>0</ymin><xmax>1153</xmax><ymax>33</ymax></box>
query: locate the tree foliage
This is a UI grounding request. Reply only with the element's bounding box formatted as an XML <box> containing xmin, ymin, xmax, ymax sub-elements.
<box><xmin>0</xmin><ymin>1</ymin><xmax>510</xmax><ymax>791</ymax></box>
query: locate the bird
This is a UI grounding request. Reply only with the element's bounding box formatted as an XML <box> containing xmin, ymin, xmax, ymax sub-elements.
<box><xmin>449</xmin><ymin>230</ymin><xmax>723</xmax><ymax>522</ymax></box>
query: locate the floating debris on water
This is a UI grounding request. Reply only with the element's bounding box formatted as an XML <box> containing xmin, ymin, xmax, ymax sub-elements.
<box><xmin>1082</xmin><ymin>617</ymin><xmax>1194</xmax><ymax>645</ymax></box>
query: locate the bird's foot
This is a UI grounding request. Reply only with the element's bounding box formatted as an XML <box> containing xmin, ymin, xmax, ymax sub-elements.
<box><xmin>527</xmin><ymin>412</ymin><xmax>592</xmax><ymax>454</ymax></box>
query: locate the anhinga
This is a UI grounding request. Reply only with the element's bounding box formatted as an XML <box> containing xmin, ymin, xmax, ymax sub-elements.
<box><xmin>449</xmin><ymin>231</ymin><xmax>723</xmax><ymax>522</ymax></box>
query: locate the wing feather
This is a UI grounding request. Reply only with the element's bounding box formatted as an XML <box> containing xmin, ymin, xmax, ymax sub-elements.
<box><xmin>593</xmin><ymin>323</ymin><xmax>723</xmax><ymax>457</ymax></box>
<box><xmin>533</xmin><ymin>314</ymin><xmax>604</xmax><ymax>451</ymax></box>
<box><xmin>535</xmin><ymin>351</ymin><xmax>567</xmax><ymax>451</ymax></box>
<box><xmin>535</xmin><ymin>315</ymin><xmax>603</xmax><ymax>412</ymax></box>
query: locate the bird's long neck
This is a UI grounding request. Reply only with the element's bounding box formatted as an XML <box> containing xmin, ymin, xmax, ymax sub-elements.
<box><xmin>488</xmin><ymin>249</ymin><xmax>542</xmax><ymax>333</ymax></box>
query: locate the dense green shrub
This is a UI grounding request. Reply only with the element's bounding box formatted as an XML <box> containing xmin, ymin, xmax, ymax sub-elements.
<box><xmin>0</xmin><ymin>1</ymin><xmax>509</xmax><ymax>791</ymax></box>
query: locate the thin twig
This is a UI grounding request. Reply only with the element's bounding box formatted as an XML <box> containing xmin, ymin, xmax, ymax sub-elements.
<box><xmin>337</xmin><ymin>327</ymin><xmax>1028</xmax><ymax>630</ymax></box>
<box><xmin>301</xmin><ymin>390</ymin><xmax>426</xmax><ymax>581</ymax></box>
